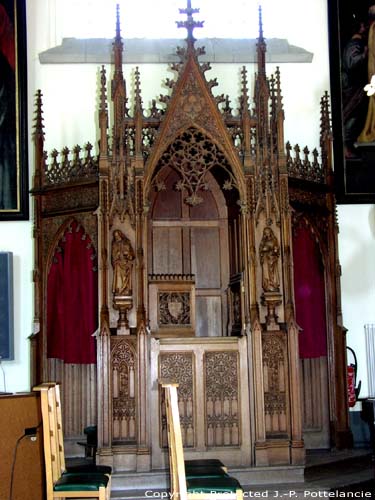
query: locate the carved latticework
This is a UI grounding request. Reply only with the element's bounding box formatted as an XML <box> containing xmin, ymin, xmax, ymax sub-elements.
<box><xmin>159</xmin><ymin>352</ymin><xmax>195</xmax><ymax>448</ymax></box>
<box><xmin>286</xmin><ymin>142</ymin><xmax>323</xmax><ymax>183</ymax></box>
<box><xmin>205</xmin><ymin>351</ymin><xmax>240</xmax><ymax>447</ymax></box>
<box><xmin>43</xmin><ymin>143</ymin><xmax>98</xmax><ymax>186</ymax></box>
<box><xmin>159</xmin><ymin>292</ymin><xmax>191</xmax><ymax>326</ymax></box>
<box><xmin>262</xmin><ymin>334</ymin><xmax>288</xmax><ymax>435</ymax></box>
<box><xmin>111</xmin><ymin>338</ymin><xmax>137</xmax><ymax>442</ymax></box>
<box><xmin>153</xmin><ymin>128</ymin><xmax>238</xmax><ymax>207</ymax></box>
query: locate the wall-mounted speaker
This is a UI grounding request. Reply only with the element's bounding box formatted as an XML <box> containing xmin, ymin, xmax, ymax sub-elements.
<box><xmin>0</xmin><ymin>252</ymin><xmax>14</xmax><ymax>360</ymax></box>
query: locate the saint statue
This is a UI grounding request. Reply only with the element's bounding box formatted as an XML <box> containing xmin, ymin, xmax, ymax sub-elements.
<box><xmin>259</xmin><ymin>227</ymin><xmax>280</xmax><ymax>292</ymax></box>
<box><xmin>111</xmin><ymin>229</ymin><xmax>135</xmax><ymax>296</ymax></box>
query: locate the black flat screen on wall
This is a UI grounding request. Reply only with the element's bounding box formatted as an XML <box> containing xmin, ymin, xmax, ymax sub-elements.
<box><xmin>0</xmin><ymin>252</ymin><xmax>14</xmax><ymax>360</ymax></box>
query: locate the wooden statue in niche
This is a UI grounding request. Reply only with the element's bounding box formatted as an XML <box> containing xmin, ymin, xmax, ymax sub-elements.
<box><xmin>259</xmin><ymin>226</ymin><xmax>282</xmax><ymax>331</ymax></box>
<box><xmin>111</xmin><ymin>229</ymin><xmax>135</xmax><ymax>334</ymax></box>
<box><xmin>259</xmin><ymin>227</ymin><xmax>280</xmax><ymax>292</ymax></box>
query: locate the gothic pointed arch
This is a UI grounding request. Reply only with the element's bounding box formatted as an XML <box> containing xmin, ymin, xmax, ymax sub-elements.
<box><xmin>143</xmin><ymin>55</ymin><xmax>247</xmax><ymax>202</ymax></box>
<box><xmin>149</xmin><ymin>126</ymin><xmax>240</xmax><ymax>209</ymax></box>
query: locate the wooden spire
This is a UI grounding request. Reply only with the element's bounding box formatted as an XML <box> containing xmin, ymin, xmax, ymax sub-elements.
<box><xmin>111</xmin><ymin>3</ymin><xmax>127</xmax><ymax>156</ymax></box>
<box><xmin>256</xmin><ymin>5</ymin><xmax>267</xmax><ymax>76</ymax></box>
<box><xmin>113</xmin><ymin>3</ymin><xmax>124</xmax><ymax>82</ymax></box>
<box><xmin>33</xmin><ymin>90</ymin><xmax>45</xmax><ymax>190</ymax></box>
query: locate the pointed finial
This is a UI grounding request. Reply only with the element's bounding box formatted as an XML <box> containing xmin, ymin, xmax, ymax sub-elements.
<box><xmin>134</xmin><ymin>66</ymin><xmax>143</xmax><ymax>112</ymax></box>
<box><xmin>241</xmin><ymin>66</ymin><xmax>249</xmax><ymax>112</ymax></box>
<box><xmin>112</xmin><ymin>3</ymin><xmax>124</xmax><ymax>80</ymax></box>
<box><xmin>116</xmin><ymin>3</ymin><xmax>121</xmax><ymax>40</ymax></box>
<box><xmin>256</xmin><ymin>4</ymin><xmax>267</xmax><ymax>76</ymax></box>
<box><xmin>100</xmin><ymin>65</ymin><xmax>107</xmax><ymax>112</ymax></box>
<box><xmin>176</xmin><ymin>0</ymin><xmax>204</xmax><ymax>46</ymax></box>
<box><xmin>34</xmin><ymin>89</ymin><xmax>45</xmax><ymax>137</ymax></box>
<box><xmin>258</xmin><ymin>4</ymin><xmax>264</xmax><ymax>41</ymax></box>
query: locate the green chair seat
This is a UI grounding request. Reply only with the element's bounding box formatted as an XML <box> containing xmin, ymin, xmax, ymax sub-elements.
<box><xmin>65</xmin><ymin>464</ymin><xmax>112</xmax><ymax>475</ymax></box>
<box><xmin>187</xmin><ymin>476</ymin><xmax>242</xmax><ymax>493</ymax></box>
<box><xmin>185</xmin><ymin>459</ymin><xmax>226</xmax><ymax>469</ymax></box>
<box><xmin>54</xmin><ymin>473</ymin><xmax>109</xmax><ymax>492</ymax></box>
<box><xmin>186</xmin><ymin>466</ymin><xmax>228</xmax><ymax>478</ymax></box>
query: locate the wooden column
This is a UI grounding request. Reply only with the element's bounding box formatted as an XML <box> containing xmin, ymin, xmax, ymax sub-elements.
<box><xmin>96</xmin><ymin>167</ymin><xmax>113</xmax><ymax>463</ymax></box>
<box><xmin>251</xmin><ymin>319</ymin><xmax>267</xmax><ymax>465</ymax></box>
<box><xmin>136</xmin><ymin>179</ymin><xmax>151</xmax><ymax>469</ymax></box>
<box><xmin>32</xmin><ymin>90</ymin><xmax>46</xmax><ymax>384</ymax></box>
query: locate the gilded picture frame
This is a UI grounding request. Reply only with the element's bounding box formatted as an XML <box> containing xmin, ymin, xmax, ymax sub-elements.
<box><xmin>328</xmin><ymin>0</ymin><xmax>375</xmax><ymax>203</ymax></box>
<box><xmin>0</xmin><ymin>0</ymin><xmax>28</xmax><ymax>220</ymax></box>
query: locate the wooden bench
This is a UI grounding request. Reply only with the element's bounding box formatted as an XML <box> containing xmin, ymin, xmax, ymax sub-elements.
<box><xmin>34</xmin><ymin>383</ymin><xmax>111</xmax><ymax>500</ymax></box>
<box><xmin>160</xmin><ymin>380</ymin><xmax>244</xmax><ymax>500</ymax></box>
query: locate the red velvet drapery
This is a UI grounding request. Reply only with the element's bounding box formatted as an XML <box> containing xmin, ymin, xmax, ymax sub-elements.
<box><xmin>293</xmin><ymin>223</ymin><xmax>327</xmax><ymax>359</ymax></box>
<box><xmin>47</xmin><ymin>221</ymin><xmax>97</xmax><ymax>364</ymax></box>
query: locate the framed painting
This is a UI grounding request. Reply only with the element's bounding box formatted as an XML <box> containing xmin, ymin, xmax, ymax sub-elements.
<box><xmin>0</xmin><ymin>0</ymin><xmax>28</xmax><ymax>220</ymax></box>
<box><xmin>328</xmin><ymin>0</ymin><xmax>375</xmax><ymax>203</ymax></box>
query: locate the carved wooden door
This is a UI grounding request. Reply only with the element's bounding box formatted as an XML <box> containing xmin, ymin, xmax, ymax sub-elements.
<box><xmin>150</xmin><ymin>336</ymin><xmax>251</xmax><ymax>468</ymax></box>
<box><xmin>149</xmin><ymin>162</ymin><xmax>229</xmax><ymax>337</ymax></box>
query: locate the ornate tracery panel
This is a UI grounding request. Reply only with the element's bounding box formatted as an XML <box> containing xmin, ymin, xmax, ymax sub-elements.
<box><xmin>111</xmin><ymin>338</ymin><xmax>137</xmax><ymax>443</ymax></box>
<box><xmin>204</xmin><ymin>351</ymin><xmax>240</xmax><ymax>447</ymax></box>
<box><xmin>150</xmin><ymin>337</ymin><xmax>251</xmax><ymax>469</ymax></box>
<box><xmin>262</xmin><ymin>333</ymin><xmax>288</xmax><ymax>436</ymax></box>
<box><xmin>159</xmin><ymin>352</ymin><xmax>195</xmax><ymax>448</ymax></box>
<box><xmin>152</xmin><ymin>128</ymin><xmax>238</xmax><ymax>207</ymax></box>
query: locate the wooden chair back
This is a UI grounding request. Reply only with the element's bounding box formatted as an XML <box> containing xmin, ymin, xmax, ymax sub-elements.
<box><xmin>52</xmin><ymin>383</ymin><xmax>66</xmax><ymax>474</ymax></box>
<box><xmin>33</xmin><ymin>384</ymin><xmax>62</xmax><ymax>499</ymax></box>
<box><xmin>160</xmin><ymin>380</ymin><xmax>243</xmax><ymax>500</ymax></box>
<box><xmin>161</xmin><ymin>380</ymin><xmax>188</xmax><ymax>500</ymax></box>
<box><xmin>34</xmin><ymin>383</ymin><xmax>109</xmax><ymax>500</ymax></box>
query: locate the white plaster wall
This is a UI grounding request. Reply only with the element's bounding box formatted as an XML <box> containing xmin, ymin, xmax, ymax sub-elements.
<box><xmin>0</xmin><ymin>223</ymin><xmax>33</xmax><ymax>392</ymax></box>
<box><xmin>27</xmin><ymin>0</ymin><xmax>331</xmax><ymax>153</ymax></box>
<box><xmin>338</xmin><ymin>205</ymin><xmax>375</xmax><ymax>399</ymax></box>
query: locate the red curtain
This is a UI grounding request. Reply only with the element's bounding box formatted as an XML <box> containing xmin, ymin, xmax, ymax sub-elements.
<box><xmin>293</xmin><ymin>223</ymin><xmax>327</xmax><ymax>359</ymax></box>
<box><xmin>47</xmin><ymin>221</ymin><xmax>97</xmax><ymax>364</ymax></box>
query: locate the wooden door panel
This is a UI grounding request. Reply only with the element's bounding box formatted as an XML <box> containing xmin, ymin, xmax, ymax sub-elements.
<box><xmin>301</xmin><ymin>357</ymin><xmax>330</xmax><ymax>448</ymax></box>
<box><xmin>196</xmin><ymin>296</ymin><xmax>222</xmax><ymax>337</ymax></box>
<box><xmin>191</xmin><ymin>227</ymin><xmax>221</xmax><ymax>288</ymax></box>
<box><xmin>150</xmin><ymin>337</ymin><xmax>251</xmax><ymax>469</ymax></box>
<box><xmin>152</xmin><ymin>227</ymin><xmax>183</xmax><ymax>274</ymax></box>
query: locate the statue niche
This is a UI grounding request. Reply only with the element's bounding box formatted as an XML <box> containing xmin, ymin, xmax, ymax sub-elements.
<box><xmin>259</xmin><ymin>226</ymin><xmax>280</xmax><ymax>293</ymax></box>
<box><xmin>259</xmin><ymin>226</ymin><xmax>282</xmax><ymax>331</ymax></box>
<box><xmin>111</xmin><ymin>229</ymin><xmax>135</xmax><ymax>334</ymax></box>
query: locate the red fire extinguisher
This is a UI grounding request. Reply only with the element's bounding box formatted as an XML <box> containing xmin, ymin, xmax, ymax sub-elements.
<box><xmin>347</xmin><ymin>346</ymin><xmax>361</xmax><ymax>408</ymax></box>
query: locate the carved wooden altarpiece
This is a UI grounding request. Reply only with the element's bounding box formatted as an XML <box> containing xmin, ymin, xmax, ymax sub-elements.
<box><xmin>31</xmin><ymin>1</ymin><xmax>352</xmax><ymax>475</ymax></box>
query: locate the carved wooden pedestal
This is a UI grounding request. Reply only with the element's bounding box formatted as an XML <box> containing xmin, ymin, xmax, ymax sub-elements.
<box><xmin>261</xmin><ymin>291</ymin><xmax>282</xmax><ymax>331</ymax></box>
<box><xmin>113</xmin><ymin>295</ymin><xmax>133</xmax><ymax>335</ymax></box>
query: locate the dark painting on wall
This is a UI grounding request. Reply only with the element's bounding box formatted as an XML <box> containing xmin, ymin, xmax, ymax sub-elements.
<box><xmin>0</xmin><ymin>0</ymin><xmax>28</xmax><ymax>220</ymax></box>
<box><xmin>328</xmin><ymin>0</ymin><xmax>375</xmax><ymax>203</ymax></box>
